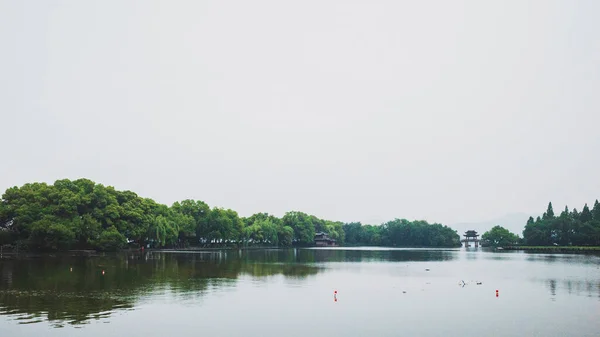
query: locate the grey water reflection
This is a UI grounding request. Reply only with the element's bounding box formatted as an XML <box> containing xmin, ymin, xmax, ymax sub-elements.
<box><xmin>544</xmin><ymin>278</ymin><xmax>600</xmax><ymax>300</ymax></box>
<box><xmin>298</xmin><ymin>247</ymin><xmax>458</xmax><ymax>263</ymax></box>
<box><xmin>1</xmin><ymin>248</ymin><xmax>599</xmax><ymax>334</ymax></box>
<box><xmin>0</xmin><ymin>250</ymin><xmax>320</xmax><ymax>327</ymax></box>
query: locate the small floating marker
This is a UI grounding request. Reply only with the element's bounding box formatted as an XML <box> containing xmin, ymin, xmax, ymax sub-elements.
<box><xmin>102</xmin><ymin>270</ymin><xmax>105</xmax><ymax>275</ymax></box>
<box><xmin>334</xmin><ymin>290</ymin><xmax>337</xmax><ymax>294</ymax></box>
<box><xmin>425</xmin><ymin>269</ymin><xmax>430</xmax><ymax>271</ymax></box>
<box><xmin>495</xmin><ymin>289</ymin><xmax>499</xmax><ymax>297</ymax></box>
<box><xmin>70</xmin><ymin>267</ymin><xmax>72</xmax><ymax>272</ymax></box>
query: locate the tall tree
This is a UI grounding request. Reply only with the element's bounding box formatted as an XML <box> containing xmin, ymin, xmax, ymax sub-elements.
<box><xmin>580</xmin><ymin>204</ymin><xmax>592</xmax><ymax>223</ymax></box>
<box><xmin>543</xmin><ymin>202</ymin><xmax>555</xmax><ymax>219</ymax></box>
<box><xmin>526</xmin><ymin>216</ymin><xmax>534</xmax><ymax>226</ymax></box>
<box><xmin>523</xmin><ymin>201</ymin><xmax>600</xmax><ymax>246</ymax></box>
<box><xmin>560</xmin><ymin>206</ymin><xmax>569</xmax><ymax>217</ymax></box>
<box><xmin>592</xmin><ymin>200</ymin><xmax>600</xmax><ymax>221</ymax></box>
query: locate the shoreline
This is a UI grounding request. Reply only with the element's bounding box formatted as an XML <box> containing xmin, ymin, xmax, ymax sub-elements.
<box><xmin>4</xmin><ymin>245</ymin><xmax>600</xmax><ymax>257</ymax></box>
<box><xmin>501</xmin><ymin>246</ymin><xmax>600</xmax><ymax>252</ymax></box>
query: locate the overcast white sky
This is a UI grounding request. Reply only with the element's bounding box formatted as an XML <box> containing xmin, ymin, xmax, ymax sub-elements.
<box><xmin>1</xmin><ymin>0</ymin><xmax>599</xmax><ymax>227</ymax></box>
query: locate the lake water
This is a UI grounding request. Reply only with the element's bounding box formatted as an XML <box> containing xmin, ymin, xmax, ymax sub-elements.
<box><xmin>0</xmin><ymin>248</ymin><xmax>599</xmax><ymax>337</ymax></box>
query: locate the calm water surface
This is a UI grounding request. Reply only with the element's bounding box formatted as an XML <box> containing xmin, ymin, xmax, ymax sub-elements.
<box><xmin>0</xmin><ymin>248</ymin><xmax>599</xmax><ymax>337</ymax></box>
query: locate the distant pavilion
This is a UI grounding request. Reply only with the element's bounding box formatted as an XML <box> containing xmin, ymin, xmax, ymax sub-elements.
<box><xmin>462</xmin><ymin>230</ymin><xmax>480</xmax><ymax>248</ymax></box>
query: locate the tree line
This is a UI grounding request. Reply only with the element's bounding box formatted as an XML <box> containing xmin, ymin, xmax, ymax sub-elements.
<box><xmin>522</xmin><ymin>201</ymin><xmax>600</xmax><ymax>246</ymax></box>
<box><xmin>480</xmin><ymin>200</ymin><xmax>600</xmax><ymax>247</ymax></box>
<box><xmin>0</xmin><ymin>179</ymin><xmax>461</xmax><ymax>251</ymax></box>
<box><xmin>343</xmin><ymin>220</ymin><xmax>461</xmax><ymax>247</ymax></box>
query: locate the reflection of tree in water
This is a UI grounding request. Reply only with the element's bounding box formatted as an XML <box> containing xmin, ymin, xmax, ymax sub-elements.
<box><xmin>297</xmin><ymin>248</ymin><xmax>457</xmax><ymax>263</ymax></box>
<box><xmin>525</xmin><ymin>253</ymin><xmax>599</xmax><ymax>265</ymax></box>
<box><xmin>544</xmin><ymin>278</ymin><xmax>600</xmax><ymax>299</ymax></box>
<box><xmin>548</xmin><ymin>279</ymin><xmax>557</xmax><ymax>297</ymax></box>
<box><xmin>0</xmin><ymin>250</ymin><xmax>320</xmax><ymax>327</ymax></box>
<box><xmin>0</xmin><ymin>290</ymin><xmax>133</xmax><ymax>328</ymax></box>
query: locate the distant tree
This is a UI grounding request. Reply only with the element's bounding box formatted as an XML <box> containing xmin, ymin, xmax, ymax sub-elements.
<box><xmin>543</xmin><ymin>202</ymin><xmax>555</xmax><ymax>220</ymax></box>
<box><xmin>342</xmin><ymin>222</ymin><xmax>362</xmax><ymax>244</ymax></box>
<box><xmin>561</xmin><ymin>206</ymin><xmax>569</xmax><ymax>217</ymax></box>
<box><xmin>277</xmin><ymin>225</ymin><xmax>294</xmax><ymax>246</ymax></box>
<box><xmin>0</xmin><ymin>178</ymin><xmax>495</xmax><ymax>251</ymax></box>
<box><xmin>523</xmin><ymin>201</ymin><xmax>600</xmax><ymax>246</ymax></box>
<box><xmin>325</xmin><ymin>220</ymin><xmax>345</xmax><ymax>244</ymax></box>
<box><xmin>205</xmin><ymin>208</ymin><xmax>243</xmax><ymax>245</ymax></box>
<box><xmin>483</xmin><ymin>225</ymin><xmax>519</xmax><ymax>247</ymax></box>
<box><xmin>345</xmin><ymin>219</ymin><xmax>459</xmax><ymax>247</ymax></box>
<box><xmin>526</xmin><ymin>216</ymin><xmax>534</xmax><ymax>226</ymax></box>
<box><xmin>93</xmin><ymin>226</ymin><xmax>127</xmax><ymax>251</ymax></box>
<box><xmin>171</xmin><ymin>199</ymin><xmax>210</xmax><ymax>244</ymax></box>
<box><xmin>580</xmin><ymin>204</ymin><xmax>592</xmax><ymax>223</ymax></box>
<box><xmin>593</xmin><ymin>200</ymin><xmax>600</xmax><ymax>221</ymax></box>
<box><xmin>28</xmin><ymin>217</ymin><xmax>76</xmax><ymax>251</ymax></box>
<box><xmin>282</xmin><ymin>211</ymin><xmax>315</xmax><ymax>245</ymax></box>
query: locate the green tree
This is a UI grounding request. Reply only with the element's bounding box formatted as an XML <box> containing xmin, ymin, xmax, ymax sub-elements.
<box><xmin>147</xmin><ymin>215</ymin><xmax>169</xmax><ymax>248</ymax></box>
<box><xmin>523</xmin><ymin>201</ymin><xmax>600</xmax><ymax>246</ymax></box>
<box><xmin>0</xmin><ymin>178</ymin><xmax>474</xmax><ymax>251</ymax></box>
<box><xmin>282</xmin><ymin>211</ymin><xmax>315</xmax><ymax>245</ymax></box>
<box><xmin>94</xmin><ymin>226</ymin><xmax>127</xmax><ymax>251</ymax></box>
<box><xmin>482</xmin><ymin>226</ymin><xmax>518</xmax><ymax>247</ymax></box>
<box><xmin>29</xmin><ymin>217</ymin><xmax>76</xmax><ymax>251</ymax></box>
<box><xmin>580</xmin><ymin>204</ymin><xmax>592</xmax><ymax>223</ymax></box>
<box><xmin>592</xmin><ymin>200</ymin><xmax>600</xmax><ymax>221</ymax></box>
<box><xmin>277</xmin><ymin>226</ymin><xmax>294</xmax><ymax>246</ymax></box>
<box><xmin>342</xmin><ymin>222</ymin><xmax>362</xmax><ymax>244</ymax></box>
<box><xmin>171</xmin><ymin>199</ymin><xmax>210</xmax><ymax>244</ymax></box>
<box><xmin>325</xmin><ymin>221</ymin><xmax>345</xmax><ymax>244</ymax></box>
<box><xmin>206</xmin><ymin>208</ymin><xmax>243</xmax><ymax>245</ymax></box>
<box><xmin>543</xmin><ymin>202</ymin><xmax>555</xmax><ymax>220</ymax></box>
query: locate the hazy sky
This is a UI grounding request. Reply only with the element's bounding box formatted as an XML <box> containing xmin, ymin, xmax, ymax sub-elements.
<box><xmin>1</xmin><ymin>0</ymin><xmax>599</xmax><ymax>227</ymax></box>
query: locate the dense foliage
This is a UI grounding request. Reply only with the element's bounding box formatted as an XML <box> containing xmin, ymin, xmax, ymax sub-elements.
<box><xmin>481</xmin><ymin>225</ymin><xmax>520</xmax><ymax>247</ymax></box>
<box><xmin>343</xmin><ymin>219</ymin><xmax>461</xmax><ymax>247</ymax></box>
<box><xmin>522</xmin><ymin>201</ymin><xmax>600</xmax><ymax>246</ymax></box>
<box><xmin>0</xmin><ymin>179</ymin><xmax>461</xmax><ymax>251</ymax></box>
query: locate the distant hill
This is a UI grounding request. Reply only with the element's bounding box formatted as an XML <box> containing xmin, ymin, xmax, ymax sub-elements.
<box><xmin>450</xmin><ymin>213</ymin><xmax>531</xmax><ymax>237</ymax></box>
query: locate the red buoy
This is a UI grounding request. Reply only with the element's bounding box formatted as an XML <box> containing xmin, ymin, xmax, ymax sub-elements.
<box><xmin>334</xmin><ymin>290</ymin><xmax>337</xmax><ymax>294</ymax></box>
